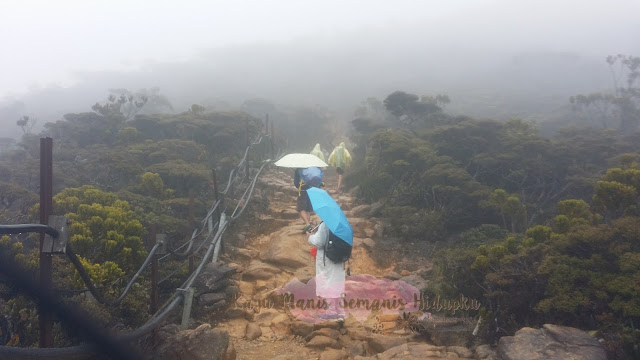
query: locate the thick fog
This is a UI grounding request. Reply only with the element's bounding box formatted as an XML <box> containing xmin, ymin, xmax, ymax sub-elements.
<box><xmin>1</xmin><ymin>0</ymin><xmax>639</xmax><ymax>139</ymax></box>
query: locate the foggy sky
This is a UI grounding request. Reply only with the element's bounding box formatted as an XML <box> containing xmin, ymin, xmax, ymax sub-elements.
<box><xmin>1</xmin><ymin>0</ymin><xmax>639</xmax><ymax>138</ymax></box>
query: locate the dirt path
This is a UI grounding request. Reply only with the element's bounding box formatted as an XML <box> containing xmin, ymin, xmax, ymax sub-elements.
<box><xmin>203</xmin><ymin>168</ymin><xmax>485</xmax><ymax>360</ymax></box>
<box><xmin>214</xmin><ymin>168</ymin><xmax>392</xmax><ymax>359</ymax></box>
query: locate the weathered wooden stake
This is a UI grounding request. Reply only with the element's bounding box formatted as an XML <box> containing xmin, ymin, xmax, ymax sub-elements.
<box><xmin>245</xmin><ymin>120</ymin><xmax>250</xmax><ymax>177</ymax></box>
<box><xmin>188</xmin><ymin>189</ymin><xmax>195</xmax><ymax>273</ymax></box>
<box><xmin>39</xmin><ymin>137</ymin><xmax>53</xmax><ymax>348</ymax></box>
<box><xmin>150</xmin><ymin>226</ymin><xmax>159</xmax><ymax>315</ymax></box>
<box><xmin>270</xmin><ymin>120</ymin><xmax>275</xmax><ymax>159</ymax></box>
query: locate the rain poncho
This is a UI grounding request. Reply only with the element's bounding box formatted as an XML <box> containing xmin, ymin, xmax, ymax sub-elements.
<box><xmin>307</xmin><ymin>222</ymin><xmax>345</xmax><ymax>298</ymax></box>
<box><xmin>310</xmin><ymin>143</ymin><xmax>325</xmax><ymax>162</ymax></box>
<box><xmin>328</xmin><ymin>142</ymin><xmax>352</xmax><ymax>170</ymax></box>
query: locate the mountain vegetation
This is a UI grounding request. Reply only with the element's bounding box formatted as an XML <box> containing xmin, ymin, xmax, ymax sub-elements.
<box><xmin>0</xmin><ymin>55</ymin><xmax>638</xmax><ymax>357</ymax></box>
<box><xmin>0</xmin><ymin>99</ymin><xmax>265</xmax><ymax>346</ymax></box>
<box><xmin>345</xmin><ymin>56</ymin><xmax>640</xmax><ymax>358</ymax></box>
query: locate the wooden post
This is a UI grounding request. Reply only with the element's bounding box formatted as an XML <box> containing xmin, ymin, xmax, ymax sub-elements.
<box><xmin>245</xmin><ymin>120</ymin><xmax>250</xmax><ymax>177</ymax></box>
<box><xmin>212</xmin><ymin>167</ymin><xmax>221</xmax><ymax>222</ymax></box>
<box><xmin>212</xmin><ymin>168</ymin><xmax>220</xmax><ymax>203</ymax></box>
<box><xmin>150</xmin><ymin>230</ymin><xmax>164</xmax><ymax>348</ymax></box>
<box><xmin>265</xmin><ymin>114</ymin><xmax>270</xmax><ymax>161</ymax></box>
<box><xmin>39</xmin><ymin>137</ymin><xmax>53</xmax><ymax>348</ymax></box>
<box><xmin>270</xmin><ymin>120</ymin><xmax>275</xmax><ymax>159</ymax></box>
<box><xmin>188</xmin><ymin>189</ymin><xmax>195</xmax><ymax>273</ymax></box>
<box><xmin>150</xmin><ymin>226</ymin><xmax>159</xmax><ymax>315</ymax></box>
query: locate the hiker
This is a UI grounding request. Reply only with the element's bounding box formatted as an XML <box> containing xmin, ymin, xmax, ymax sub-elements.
<box><xmin>307</xmin><ymin>222</ymin><xmax>346</xmax><ymax>320</ymax></box>
<box><xmin>328</xmin><ymin>142</ymin><xmax>352</xmax><ymax>193</ymax></box>
<box><xmin>294</xmin><ymin>167</ymin><xmax>323</xmax><ymax>233</ymax></box>
<box><xmin>310</xmin><ymin>143</ymin><xmax>325</xmax><ymax>162</ymax></box>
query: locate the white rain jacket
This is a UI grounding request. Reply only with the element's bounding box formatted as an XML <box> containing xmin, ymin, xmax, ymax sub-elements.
<box><xmin>307</xmin><ymin>222</ymin><xmax>345</xmax><ymax>299</ymax></box>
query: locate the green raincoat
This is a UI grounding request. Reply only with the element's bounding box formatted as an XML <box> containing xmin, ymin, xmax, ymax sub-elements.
<box><xmin>328</xmin><ymin>142</ymin><xmax>352</xmax><ymax>169</ymax></box>
<box><xmin>310</xmin><ymin>143</ymin><xmax>325</xmax><ymax>162</ymax></box>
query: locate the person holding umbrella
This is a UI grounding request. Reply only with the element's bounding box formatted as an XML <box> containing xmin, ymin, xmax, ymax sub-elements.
<box><xmin>306</xmin><ymin>187</ymin><xmax>353</xmax><ymax>320</ymax></box>
<box><xmin>274</xmin><ymin>153</ymin><xmax>328</xmax><ymax>233</ymax></box>
<box><xmin>294</xmin><ymin>167</ymin><xmax>322</xmax><ymax>233</ymax></box>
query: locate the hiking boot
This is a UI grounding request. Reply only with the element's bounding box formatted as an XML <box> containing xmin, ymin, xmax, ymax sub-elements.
<box><xmin>302</xmin><ymin>224</ymin><xmax>312</xmax><ymax>233</ymax></box>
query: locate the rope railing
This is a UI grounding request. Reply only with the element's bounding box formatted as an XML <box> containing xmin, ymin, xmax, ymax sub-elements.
<box><xmin>152</xmin><ymin>133</ymin><xmax>268</xmax><ymax>264</ymax></box>
<box><xmin>144</xmin><ymin>134</ymin><xmax>266</xmax><ymax>267</ymax></box>
<box><xmin>0</xmin><ymin>234</ymin><xmax>139</xmax><ymax>360</ymax></box>
<box><xmin>61</xmin><ymin>242</ymin><xmax>161</xmax><ymax>304</ymax></box>
<box><xmin>158</xmin><ymin>220</ymin><xmax>220</xmax><ymax>285</ymax></box>
<box><xmin>230</xmin><ymin>162</ymin><xmax>269</xmax><ymax>220</ymax></box>
<box><xmin>109</xmin><ymin>242</ymin><xmax>161</xmax><ymax>304</ymax></box>
<box><xmin>164</xmin><ymin>228</ymin><xmax>199</xmax><ymax>258</ymax></box>
<box><xmin>52</xmin><ymin>273</ymin><xmax>130</xmax><ymax>295</ymax></box>
<box><xmin>0</xmin><ymin>224</ymin><xmax>59</xmax><ymax>239</ymax></box>
<box><xmin>56</xmin><ymin>133</ymin><xmax>267</xmax><ymax>297</ymax></box>
<box><xmin>0</xmin><ymin>130</ymin><xmax>279</xmax><ymax>358</ymax></box>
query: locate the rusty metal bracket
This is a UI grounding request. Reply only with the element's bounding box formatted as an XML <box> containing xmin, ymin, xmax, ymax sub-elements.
<box><xmin>42</xmin><ymin>215</ymin><xmax>69</xmax><ymax>254</ymax></box>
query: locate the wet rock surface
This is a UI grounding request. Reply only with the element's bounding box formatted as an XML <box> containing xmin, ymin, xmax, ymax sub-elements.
<box><xmin>155</xmin><ymin>324</ymin><xmax>230</xmax><ymax>360</ymax></box>
<box><xmin>497</xmin><ymin>324</ymin><xmax>607</xmax><ymax>360</ymax></box>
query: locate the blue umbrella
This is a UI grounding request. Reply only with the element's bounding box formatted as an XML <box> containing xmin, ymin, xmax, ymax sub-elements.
<box><xmin>306</xmin><ymin>187</ymin><xmax>353</xmax><ymax>246</ymax></box>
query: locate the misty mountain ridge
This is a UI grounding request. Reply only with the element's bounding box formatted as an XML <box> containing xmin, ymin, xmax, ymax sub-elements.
<box><xmin>0</xmin><ymin>37</ymin><xmax>621</xmax><ymax>139</ymax></box>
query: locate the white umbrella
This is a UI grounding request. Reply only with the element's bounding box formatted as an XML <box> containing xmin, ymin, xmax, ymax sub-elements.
<box><xmin>274</xmin><ymin>153</ymin><xmax>328</xmax><ymax>168</ymax></box>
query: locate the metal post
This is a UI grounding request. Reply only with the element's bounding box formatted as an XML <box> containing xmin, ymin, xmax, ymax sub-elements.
<box><xmin>212</xmin><ymin>233</ymin><xmax>223</xmax><ymax>264</ymax></box>
<box><xmin>180</xmin><ymin>288</ymin><xmax>195</xmax><ymax>330</ymax></box>
<box><xmin>212</xmin><ymin>213</ymin><xmax>226</xmax><ymax>264</ymax></box>
<box><xmin>207</xmin><ymin>216</ymin><xmax>213</xmax><ymax>235</ymax></box>
<box><xmin>39</xmin><ymin>137</ymin><xmax>53</xmax><ymax>348</ymax></box>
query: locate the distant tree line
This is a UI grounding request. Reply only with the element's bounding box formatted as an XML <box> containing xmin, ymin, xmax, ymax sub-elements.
<box><xmin>343</xmin><ymin>57</ymin><xmax>639</xmax><ymax>357</ymax></box>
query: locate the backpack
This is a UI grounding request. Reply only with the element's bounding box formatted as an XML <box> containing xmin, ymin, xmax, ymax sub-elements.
<box><xmin>300</xmin><ymin>167</ymin><xmax>323</xmax><ymax>188</ymax></box>
<box><xmin>324</xmin><ymin>230</ymin><xmax>352</xmax><ymax>264</ymax></box>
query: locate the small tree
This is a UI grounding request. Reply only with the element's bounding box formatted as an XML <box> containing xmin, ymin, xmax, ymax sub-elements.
<box><xmin>92</xmin><ymin>87</ymin><xmax>172</xmax><ymax>121</ymax></box>
<box><xmin>16</xmin><ymin>116</ymin><xmax>36</xmax><ymax>134</ymax></box>
<box><xmin>53</xmin><ymin>185</ymin><xmax>147</xmax><ymax>274</ymax></box>
<box><xmin>383</xmin><ymin>90</ymin><xmax>444</xmax><ymax>128</ymax></box>
<box><xmin>481</xmin><ymin>189</ymin><xmax>525</xmax><ymax>233</ymax></box>
<box><xmin>189</xmin><ymin>104</ymin><xmax>205</xmax><ymax>115</ymax></box>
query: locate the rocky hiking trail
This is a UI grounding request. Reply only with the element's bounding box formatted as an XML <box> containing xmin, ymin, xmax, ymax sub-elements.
<box><xmin>184</xmin><ymin>167</ymin><xmax>496</xmax><ymax>360</ymax></box>
<box><xmin>155</xmin><ymin>168</ymin><xmax>607</xmax><ymax>360</ymax></box>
